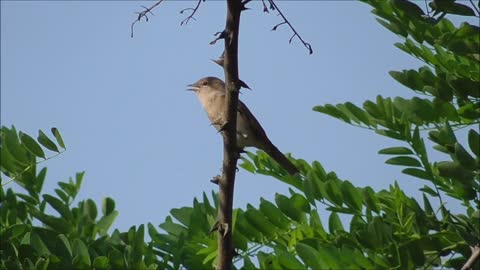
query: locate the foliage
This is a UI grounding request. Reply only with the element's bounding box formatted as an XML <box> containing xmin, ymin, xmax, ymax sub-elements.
<box><xmin>1</xmin><ymin>0</ymin><xmax>479</xmax><ymax>269</ymax></box>
<box><xmin>237</xmin><ymin>0</ymin><xmax>480</xmax><ymax>268</ymax></box>
<box><xmin>0</xmin><ymin>127</ymin><xmax>160</xmax><ymax>270</ymax></box>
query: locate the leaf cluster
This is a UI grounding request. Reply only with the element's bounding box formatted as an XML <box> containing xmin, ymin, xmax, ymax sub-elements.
<box><xmin>1</xmin><ymin>127</ymin><xmax>159</xmax><ymax>270</ymax></box>
<box><xmin>1</xmin><ymin>1</ymin><xmax>479</xmax><ymax>269</ymax></box>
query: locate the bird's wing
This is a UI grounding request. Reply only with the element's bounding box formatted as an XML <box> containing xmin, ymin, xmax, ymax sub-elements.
<box><xmin>237</xmin><ymin>100</ymin><xmax>271</xmax><ymax>143</ymax></box>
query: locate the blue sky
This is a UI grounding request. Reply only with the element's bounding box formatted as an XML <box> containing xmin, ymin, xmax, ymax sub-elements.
<box><xmin>1</xmin><ymin>1</ymin><xmax>465</xmax><ymax>232</ymax></box>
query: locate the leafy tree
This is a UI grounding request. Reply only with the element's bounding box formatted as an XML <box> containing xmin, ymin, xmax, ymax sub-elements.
<box><xmin>1</xmin><ymin>0</ymin><xmax>479</xmax><ymax>269</ymax></box>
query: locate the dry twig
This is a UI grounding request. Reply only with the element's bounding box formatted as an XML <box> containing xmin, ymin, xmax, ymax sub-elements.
<box><xmin>180</xmin><ymin>0</ymin><xmax>205</xmax><ymax>25</ymax></box>
<box><xmin>131</xmin><ymin>0</ymin><xmax>165</xmax><ymax>38</ymax></box>
<box><xmin>267</xmin><ymin>0</ymin><xmax>313</xmax><ymax>54</ymax></box>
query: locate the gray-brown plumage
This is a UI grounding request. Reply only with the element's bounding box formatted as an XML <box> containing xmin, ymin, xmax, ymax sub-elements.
<box><xmin>188</xmin><ymin>76</ymin><xmax>299</xmax><ymax>175</ymax></box>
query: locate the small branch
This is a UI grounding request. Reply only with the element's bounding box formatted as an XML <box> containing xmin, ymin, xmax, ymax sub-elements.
<box><xmin>130</xmin><ymin>0</ymin><xmax>165</xmax><ymax>38</ymax></box>
<box><xmin>261</xmin><ymin>0</ymin><xmax>269</xmax><ymax>12</ymax></box>
<box><xmin>240</xmin><ymin>0</ymin><xmax>252</xmax><ymax>11</ymax></box>
<box><xmin>424</xmin><ymin>0</ymin><xmax>431</xmax><ymax>17</ymax></box>
<box><xmin>210</xmin><ymin>31</ymin><xmax>226</xmax><ymax>45</ymax></box>
<box><xmin>462</xmin><ymin>245</ymin><xmax>480</xmax><ymax>270</ymax></box>
<box><xmin>267</xmin><ymin>0</ymin><xmax>313</xmax><ymax>54</ymax></box>
<box><xmin>1</xmin><ymin>150</ymin><xmax>66</xmax><ymax>187</ymax></box>
<box><xmin>180</xmin><ymin>0</ymin><xmax>204</xmax><ymax>26</ymax></box>
<box><xmin>469</xmin><ymin>0</ymin><xmax>480</xmax><ymax>16</ymax></box>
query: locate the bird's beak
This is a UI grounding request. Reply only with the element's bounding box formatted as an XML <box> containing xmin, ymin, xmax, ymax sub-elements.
<box><xmin>186</xmin><ymin>83</ymin><xmax>199</xmax><ymax>92</ymax></box>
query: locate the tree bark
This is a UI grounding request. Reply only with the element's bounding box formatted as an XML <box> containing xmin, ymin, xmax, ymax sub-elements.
<box><xmin>216</xmin><ymin>0</ymin><xmax>242</xmax><ymax>269</ymax></box>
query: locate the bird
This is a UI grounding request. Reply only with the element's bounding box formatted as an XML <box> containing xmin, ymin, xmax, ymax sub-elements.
<box><xmin>187</xmin><ymin>76</ymin><xmax>299</xmax><ymax>175</ymax></box>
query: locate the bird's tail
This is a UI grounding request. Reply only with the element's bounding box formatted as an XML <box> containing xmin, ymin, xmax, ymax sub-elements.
<box><xmin>263</xmin><ymin>143</ymin><xmax>299</xmax><ymax>175</ymax></box>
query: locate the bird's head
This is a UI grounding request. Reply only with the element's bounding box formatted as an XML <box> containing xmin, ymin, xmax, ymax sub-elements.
<box><xmin>187</xmin><ymin>77</ymin><xmax>225</xmax><ymax>94</ymax></box>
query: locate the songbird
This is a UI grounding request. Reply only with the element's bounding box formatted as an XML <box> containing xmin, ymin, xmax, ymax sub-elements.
<box><xmin>188</xmin><ymin>77</ymin><xmax>298</xmax><ymax>175</ymax></box>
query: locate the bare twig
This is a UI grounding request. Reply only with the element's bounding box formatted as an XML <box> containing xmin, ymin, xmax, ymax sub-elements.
<box><xmin>131</xmin><ymin>0</ymin><xmax>165</xmax><ymax>38</ymax></box>
<box><xmin>424</xmin><ymin>0</ymin><xmax>431</xmax><ymax>17</ymax></box>
<box><xmin>180</xmin><ymin>0</ymin><xmax>204</xmax><ymax>25</ymax></box>
<box><xmin>241</xmin><ymin>0</ymin><xmax>252</xmax><ymax>10</ymax></box>
<box><xmin>469</xmin><ymin>0</ymin><xmax>480</xmax><ymax>16</ymax></box>
<box><xmin>210</xmin><ymin>31</ymin><xmax>226</xmax><ymax>45</ymax></box>
<box><xmin>1</xmin><ymin>150</ymin><xmax>66</xmax><ymax>187</ymax></box>
<box><xmin>267</xmin><ymin>0</ymin><xmax>313</xmax><ymax>54</ymax></box>
<box><xmin>261</xmin><ymin>0</ymin><xmax>269</xmax><ymax>12</ymax></box>
<box><xmin>462</xmin><ymin>245</ymin><xmax>480</xmax><ymax>270</ymax></box>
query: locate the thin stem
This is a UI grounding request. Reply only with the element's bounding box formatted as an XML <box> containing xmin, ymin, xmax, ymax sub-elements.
<box><xmin>1</xmin><ymin>150</ymin><xmax>66</xmax><ymax>187</ymax></box>
<box><xmin>469</xmin><ymin>0</ymin><xmax>480</xmax><ymax>16</ymax></box>
<box><xmin>267</xmin><ymin>0</ymin><xmax>312</xmax><ymax>54</ymax></box>
<box><xmin>130</xmin><ymin>0</ymin><xmax>165</xmax><ymax>38</ymax></box>
<box><xmin>180</xmin><ymin>0</ymin><xmax>203</xmax><ymax>25</ymax></box>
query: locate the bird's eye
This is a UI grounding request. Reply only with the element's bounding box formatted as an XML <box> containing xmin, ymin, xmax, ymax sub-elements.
<box><xmin>202</xmin><ymin>81</ymin><xmax>208</xmax><ymax>86</ymax></box>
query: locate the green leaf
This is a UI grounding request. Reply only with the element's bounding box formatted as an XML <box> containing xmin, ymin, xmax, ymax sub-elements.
<box><xmin>468</xmin><ymin>129</ymin><xmax>479</xmax><ymax>157</ymax></box>
<box><xmin>431</xmin><ymin>0</ymin><xmax>476</xmax><ymax>16</ymax></box>
<box><xmin>34</xmin><ymin>258</ymin><xmax>49</xmax><ymax>270</ymax></box>
<box><xmin>75</xmin><ymin>171</ymin><xmax>85</xmax><ymax>191</ymax></box>
<box><xmin>363</xmin><ymin>187</ymin><xmax>380</xmax><ymax>213</ymax></box>
<box><xmin>290</xmin><ymin>193</ymin><xmax>311</xmax><ymax>213</ymax></box>
<box><xmin>328</xmin><ymin>212</ymin><xmax>344</xmax><ymax>233</ymax></box>
<box><xmin>202</xmin><ymin>249</ymin><xmax>217</xmax><ymax>265</ymax></box>
<box><xmin>30</xmin><ymin>232</ymin><xmax>50</xmax><ymax>256</ymax></box>
<box><xmin>296</xmin><ymin>243</ymin><xmax>324</xmax><ymax>269</ymax></box>
<box><xmin>93</xmin><ymin>256</ymin><xmax>109</xmax><ymax>270</ymax></box>
<box><xmin>96</xmin><ymin>210</ymin><xmax>119</xmax><ymax>235</ymax></box>
<box><xmin>454</xmin><ymin>143</ymin><xmax>476</xmax><ymax>170</ymax></box>
<box><xmin>0</xmin><ymin>224</ymin><xmax>29</xmax><ymax>240</ymax></box>
<box><xmin>84</xmin><ymin>199</ymin><xmax>98</xmax><ymax>220</ymax></box>
<box><xmin>376</xmin><ymin>18</ymin><xmax>408</xmax><ymax>37</ymax></box>
<box><xmin>259</xmin><ymin>198</ymin><xmax>291</xmax><ymax>230</ymax></box>
<box><xmin>19</xmin><ymin>133</ymin><xmax>45</xmax><ymax>159</ymax></box>
<box><xmin>378</xmin><ymin>146</ymin><xmax>413</xmax><ymax>155</ymax></box>
<box><xmin>51</xmin><ymin>127</ymin><xmax>66</xmax><ymax>149</ymax></box>
<box><xmin>275</xmin><ymin>247</ymin><xmax>306</xmax><ymax>270</ymax></box>
<box><xmin>313</xmin><ymin>104</ymin><xmax>351</xmax><ymax>123</ymax></box>
<box><xmin>102</xmin><ymin>197</ymin><xmax>116</xmax><ymax>216</ymax></box>
<box><xmin>275</xmin><ymin>194</ymin><xmax>303</xmax><ymax>222</ymax></box>
<box><xmin>3</xmin><ymin>128</ymin><xmax>30</xmax><ymax>165</ymax></box>
<box><xmin>376</xmin><ymin>129</ymin><xmax>405</xmax><ymax>141</ymax></box>
<box><xmin>437</xmin><ymin>161</ymin><xmax>474</xmax><ymax>183</ymax></box>
<box><xmin>131</xmin><ymin>224</ymin><xmax>145</xmax><ymax>265</ymax></box>
<box><xmin>54</xmin><ymin>188</ymin><xmax>69</xmax><ymax>204</ymax></box>
<box><xmin>341</xmin><ymin>181</ymin><xmax>362</xmax><ymax>212</ymax></box>
<box><xmin>325</xmin><ymin>180</ymin><xmax>343</xmax><ymax>206</ymax></box>
<box><xmin>160</xmin><ymin>216</ymin><xmax>188</xmax><ymax>236</ymax></box>
<box><xmin>43</xmin><ymin>194</ymin><xmax>72</xmax><ymax>221</ymax></box>
<box><xmin>385</xmin><ymin>156</ymin><xmax>422</xmax><ymax>167</ymax></box>
<box><xmin>1</xmin><ymin>144</ymin><xmax>20</xmax><ymax>173</ymax></box>
<box><xmin>240</xmin><ymin>156</ymin><xmax>256</xmax><ymax>173</ymax></box>
<box><xmin>402</xmin><ymin>168</ymin><xmax>432</xmax><ymax>180</ymax></box>
<box><xmin>245</xmin><ymin>205</ymin><xmax>276</xmax><ymax>238</ymax></box>
<box><xmin>392</xmin><ymin>0</ymin><xmax>425</xmax><ymax>18</ymax></box>
<box><xmin>37</xmin><ymin>130</ymin><xmax>59</xmax><ymax>153</ymax></box>
<box><xmin>350</xmin><ymin>215</ymin><xmax>366</xmax><ymax>232</ymax></box>
<box><xmin>57</xmin><ymin>234</ymin><xmax>73</xmax><ymax>258</ymax></box>
<box><xmin>30</xmin><ymin>209</ymin><xmax>71</xmax><ymax>234</ymax></box>
<box><xmin>108</xmin><ymin>249</ymin><xmax>125</xmax><ymax>269</ymax></box>
<box><xmin>422</xmin><ymin>194</ymin><xmax>434</xmax><ymax>215</ymax></box>
<box><xmin>72</xmin><ymin>239</ymin><xmax>91</xmax><ymax>268</ymax></box>
<box><xmin>345</xmin><ymin>102</ymin><xmax>373</xmax><ymax>126</ymax></box>
<box><xmin>420</xmin><ymin>185</ymin><xmax>438</xmax><ymax>196</ymax></box>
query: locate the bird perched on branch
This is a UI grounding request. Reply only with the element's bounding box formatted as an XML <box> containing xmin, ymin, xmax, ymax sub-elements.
<box><xmin>188</xmin><ymin>76</ymin><xmax>299</xmax><ymax>175</ymax></box>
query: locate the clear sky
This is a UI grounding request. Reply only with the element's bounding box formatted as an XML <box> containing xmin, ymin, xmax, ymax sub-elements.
<box><xmin>0</xmin><ymin>1</ymin><xmax>466</xmax><ymax>232</ymax></box>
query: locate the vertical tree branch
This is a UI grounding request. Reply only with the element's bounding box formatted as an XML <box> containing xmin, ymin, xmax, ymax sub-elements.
<box><xmin>216</xmin><ymin>0</ymin><xmax>242</xmax><ymax>269</ymax></box>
